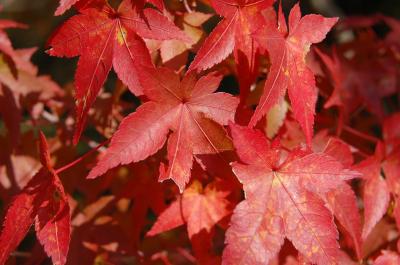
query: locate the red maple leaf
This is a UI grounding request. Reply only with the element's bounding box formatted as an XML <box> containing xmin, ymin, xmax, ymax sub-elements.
<box><xmin>147</xmin><ymin>179</ymin><xmax>231</xmax><ymax>239</ymax></box>
<box><xmin>222</xmin><ymin>123</ymin><xmax>359</xmax><ymax>264</ymax></box>
<box><xmin>118</xmin><ymin>161</ymin><xmax>168</xmax><ymax>246</ymax></box>
<box><xmin>353</xmin><ymin>114</ymin><xmax>400</xmax><ymax>241</ymax></box>
<box><xmin>249</xmin><ymin>3</ymin><xmax>338</xmax><ymax>146</ymax></box>
<box><xmin>382</xmin><ymin>151</ymin><xmax>400</xmax><ymax>230</ymax></box>
<box><xmin>316</xmin><ymin>43</ymin><xmax>397</xmax><ymax>122</ymax></box>
<box><xmin>88</xmin><ymin>68</ymin><xmax>239</xmax><ymax>191</ymax></box>
<box><xmin>188</xmin><ymin>0</ymin><xmax>274</xmax><ymax>99</ymax></box>
<box><xmin>383</xmin><ymin>111</ymin><xmax>400</xmax><ymax>151</ymax></box>
<box><xmin>312</xmin><ymin>131</ymin><xmax>362</xmax><ymax>259</ymax></box>
<box><xmin>0</xmin><ymin>18</ymin><xmax>28</xmax><ymax>78</ymax></box>
<box><xmin>0</xmin><ymin>132</ymin><xmax>70</xmax><ymax>265</ymax></box>
<box><xmin>55</xmin><ymin>0</ymin><xmax>81</xmax><ymax>15</ymax></box>
<box><xmin>374</xmin><ymin>251</ymin><xmax>400</xmax><ymax>265</ymax></box>
<box><xmin>354</xmin><ymin>156</ymin><xmax>390</xmax><ymax>242</ymax></box>
<box><xmin>55</xmin><ymin>0</ymin><xmax>165</xmax><ymax>16</ymax></box>
<box><xmin>48</xmin><ymin>0</ymin><xmax>190</xmax><ymax>144</ymax></box>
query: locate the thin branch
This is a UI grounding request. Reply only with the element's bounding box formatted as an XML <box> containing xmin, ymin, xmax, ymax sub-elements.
<box><xmin>55</xmin><ymin>139</ymin><xmax>110</xmax><ymax>174</ymax></box>
<box><xmin>353</xmin><ymin>148</ymin><xmax>370</xmax><ymax>158</ymax></box>
<box><xmin>176</xmin><ymin>247</ymin><xmax>196</xmax><ymax>263</ymax></box>
<box><xmin>10</xmin><ymin>251</ymin><xmax>31</xmax><ymax>258</ymax></box>
<box><xmin>343</xmin><ymin>125</ymin><xmax>380</xmax><ymax>144</ymax></box>
<box><xmin>182</xmin><ymin>0</ymin><xmax>193</xmax><ymax>13</ymax></box>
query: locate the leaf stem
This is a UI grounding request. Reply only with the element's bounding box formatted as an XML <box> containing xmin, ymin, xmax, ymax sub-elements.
<box><xmin>10</xmin><ymin>251</ymin><xmax>31</xmax><ymax>258</ymax></box>
<box><xmin>354</xmin><ymin>148</ymin><xmax>369</xmax><ymax>158</ymax></box>
<box><xmin>342</xmin><ymin>125</ymin><xmax>380</xmax><ymax>143</ymax></box>
<box><xmin>182</xmin><ymin>0</ymin><xmax>193</xmax><ymax>13</ymax></box>
<box><xmin>55</xmin><ymin>139</ymin><xmax>110</xmax><ymax>174</ymax></box>
<box><xmin>176</xmin><ymin>247</ymin><xmax>196</xmax><ymax>263</ymax></box>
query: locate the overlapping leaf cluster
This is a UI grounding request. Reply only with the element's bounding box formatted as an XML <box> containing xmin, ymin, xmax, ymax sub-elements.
<box><xmin>0</xmin><ymin>0</ymin><xmax>400</xmax><ymax>264</ymax></box>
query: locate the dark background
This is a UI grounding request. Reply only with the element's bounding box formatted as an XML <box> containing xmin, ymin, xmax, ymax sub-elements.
<box><xmin>0</xmin><ymin>0</ymin><xmax>399</xmax><ymax>86</ymax></box>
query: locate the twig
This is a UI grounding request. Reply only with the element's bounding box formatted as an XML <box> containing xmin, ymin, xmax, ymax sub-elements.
<box><xmin>343</xmin><ymin>125</ymin><xmax>380</xmax><ymax>143</ymax></box>
<box><xmin>10</xmin><ymin>251</ymin><xmax>31</xmax><ymax>258</ymax></box>
<box><xmin>55</xmin><ymin>139</ymin><xmax>110</xmax><ymax>174</ymax></box>
<box><xmin>182</xmin><ymin>0</ymin><xmax>193</xmax><ymax>13</ymax></box>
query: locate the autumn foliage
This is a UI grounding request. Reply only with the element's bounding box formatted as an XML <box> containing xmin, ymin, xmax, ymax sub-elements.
<box><xmin>0</xmin><ymin>0</ymin><xmax>400</xmax><ymax>264</ymax></box>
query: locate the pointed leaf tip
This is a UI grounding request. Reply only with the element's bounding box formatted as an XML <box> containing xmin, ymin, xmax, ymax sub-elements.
<box><xmin>39</xmin><ymin>131</ymin><xmax>52</xmax><ymax>169</ymax></box>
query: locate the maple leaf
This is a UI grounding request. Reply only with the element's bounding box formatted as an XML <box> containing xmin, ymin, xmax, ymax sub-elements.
<box><xmin>325</xmin><ymin>183</ymin><xmax>362</xmax><ymax>259</ymax></box>
<box><xmin>68</xmin><ymin>195</ymin><xmax>136</xmax><ymax>264</ymax></box>
<box><xmin>249</xmin><ymin>3</ymin><xmax>338</xmax><ymax>146</ymax></box>
<box><xmin>55</xmin><ymin>0</ymin><xmax>106</xmax><ymax>15</ymax></box>
<box><xmin>55</xmin><ymin>0</ymin><xmax>81</xmax><ymax>15</ymax></box>
<box><xmin>222</xmin><ymin>124</ymin><xmax>359</xmax><ymax>265</ymax></box>
<box><xmin>374</xmin><ymin>251</ymin><xmax>400</xmax><ymax>265</ymax></box>
<box><xmin>48</xmin><ymin>0</ymin><xmax>190</xmax><ymax>144</ymax></box>
<box><xmin>0</xmin><ymin>18</ymin><xmax>27</xmax><ymax>77</ymax></box>
<box><xmin>0</xmin><ymin>132</ymin><xmax>42</xmax><ymax>193</ymax></box>
<box><xmin>148</xmin><ymin>179</ymin><xmax>231</xmax><ymax>238</ymax></box>
<box><xmin>383</xmin><ymin>112</ymin><xmax>400</xmax><ymax>151</ymax></box>
<box><xmin>382</xmin><ymin>150</ymin><xmax>400</xmax><ymax>230</ymax></box>
<box><xmin>316</xmin><ymin>47</ymin><xmax>396</xmax><ymax>121</ymax></box>
<box><xmin>118</xmin><ymin>161</ymin><xmax>167</xmax><ymax>246</ymax></box>
<box><xmin>35</xmin><ymin>193</ymin><xmax>70</xmax><ymax>265</ymax></box>
<box><xmin>354</xmin><ymin>157</ymin><xmax>390</xmax><ymax>241</ymax></box>
<box><xmin>88</xmin><ymin>68</ymin><xmax>239</xmax><ymax>191</ymax></box>
<box><xmin>353</xmin><ymin>113</ymin><xmax>400</xmax><ymax>241</ymax></box>
<box><xmin>312</xmin><ymin>131</ymin><xmax>354</xmax><ymax>167</ymax></box>
<box><xmin>314</xmin><ymin>47</ymin><xmax>343</xmax><ymax>110</ymax></box>
<box><xmin>0</xmin><ymin>46</ymin><xmax>63</xmax><ymax>137</ymax></box>
<box><xmin>188</xmin><ymin>0</ymin><xmax>274</xmax><ymax>99</ymax></box>
<box><xmin>0</xmin><ymin>132</ymin><xmax>70</xmax><ymax>265</ymax></box>
<box><xmin>0</xmin><ymin>84</ymin><xmax>21</xmax><ymax>148</ymax></box>
<box><xmin>191</xmin><ymin>230</ymin><xmax>222</xmax><ymax>264</ymax></box>
<box><xmin>55</xmin><ymin>0</ymin><xmax>165</xmax><ymax>16</ymax></box>
<box><xmin>160</xmin><ymin>12</ymin><xmax>212</xmax><ymax>70</ymax></box>
<box><xmin>0</xmin><ymin>167</ymin><xmax>50</xmax><ymax>265</ymax></box>
<box><xmin>0</xmin><ymin>56</ymin><xmax>63</xmax><ymax>101</ymax></box>
<box><xmin>316</xmin><ymin>19</ymin><xmax>398</xmax><ymax>120</ymax></box>
<box><xmin>312</xmin><ymin>131</ymin><xmax>362</xmax><ymax>259</ymax></box>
